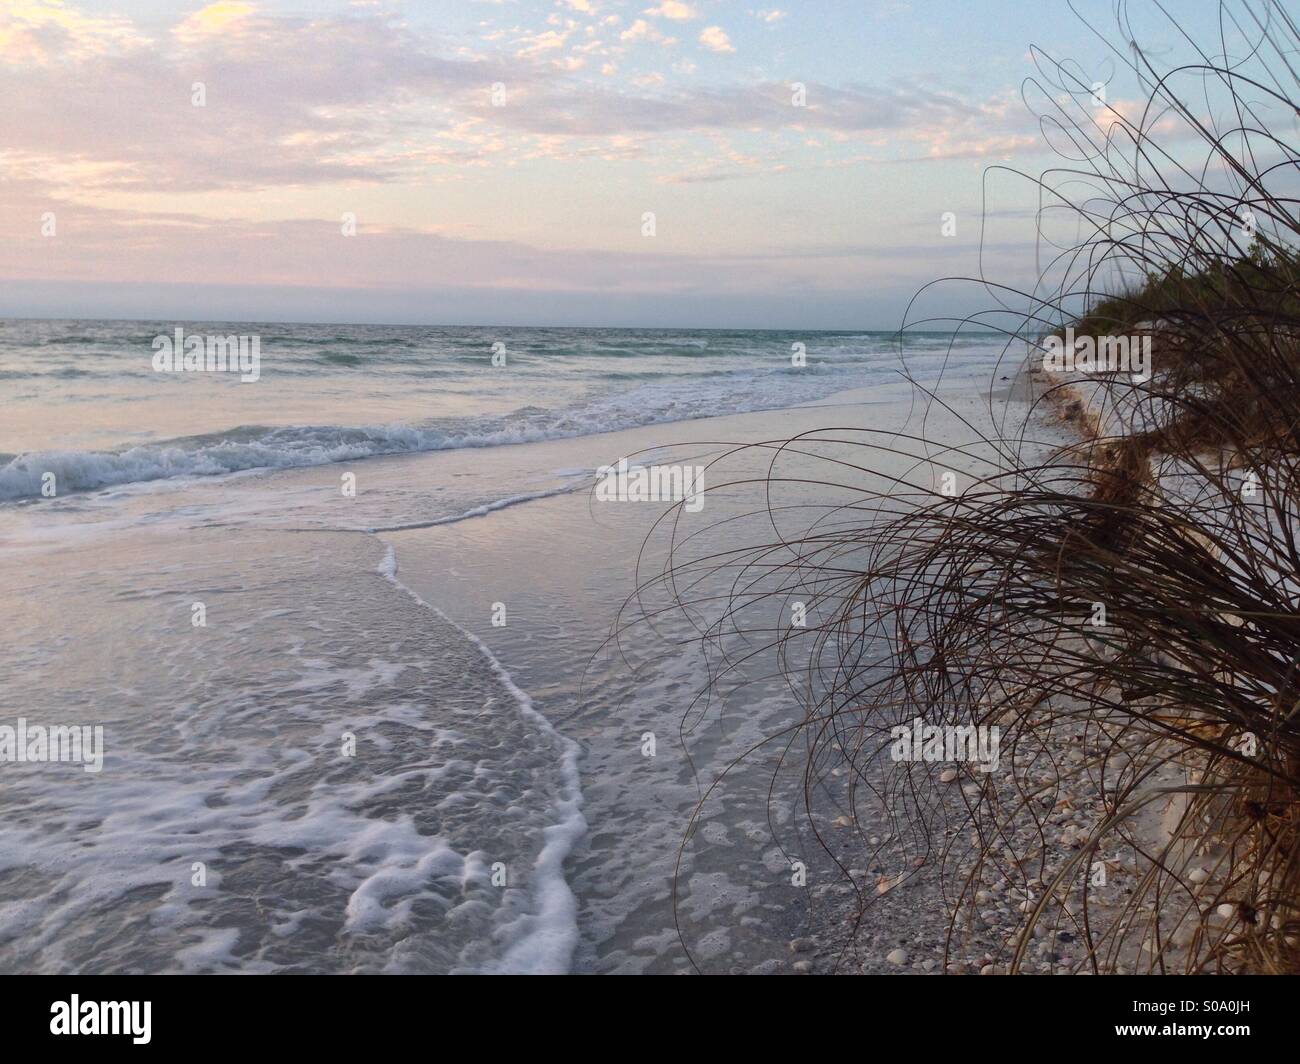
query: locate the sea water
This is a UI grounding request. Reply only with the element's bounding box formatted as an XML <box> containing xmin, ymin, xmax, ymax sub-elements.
<box><xmin>0</xmin><ymin>320</ymin><xmax>1009</xmax><ymax>972</ymax></box>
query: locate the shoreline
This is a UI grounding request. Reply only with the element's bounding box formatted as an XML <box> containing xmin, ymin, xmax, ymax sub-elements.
<box><xmin>0</xmin><ymin>362</ymin><xmax>1137</xmax><ymax>974</ymax></box>
<box><xmin>1</xmin><ymin>376</ymin><xmax>978</xmax><ymax>972</ymax></box>
<box><xmin>371</xmin><ymin>369</ymin><xmax>1084</xmax><ymax>972</ymax></box>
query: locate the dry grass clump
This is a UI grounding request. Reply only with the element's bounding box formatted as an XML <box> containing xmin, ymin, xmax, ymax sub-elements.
<box><xmin>876</xmin><ymin>0</ymin><xmax>1300</xmax><ymax>970</ymax></box>
<box><xmin>616</xmin><ymin>0</ymin><xmax>1300</xmax><ymax>973</ymax></box>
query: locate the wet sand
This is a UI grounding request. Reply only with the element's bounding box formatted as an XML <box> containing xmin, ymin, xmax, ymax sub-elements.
<box><xmin>0</xmin><ymin>379</ymin><xmax>1040</xmax><ymax>972</ymax></box>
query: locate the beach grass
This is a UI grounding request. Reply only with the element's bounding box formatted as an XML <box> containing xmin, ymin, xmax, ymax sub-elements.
<box><xmin>638</xmin><ymin>0</ymin><xmax>1300</xmax><ymax>973</ymax></box>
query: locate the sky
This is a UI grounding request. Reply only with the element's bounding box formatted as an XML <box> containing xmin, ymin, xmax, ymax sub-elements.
<box><xmin>0</xmin><ymin>0</ymin><xmax>1232</xmax><ymax>328</ymax></box>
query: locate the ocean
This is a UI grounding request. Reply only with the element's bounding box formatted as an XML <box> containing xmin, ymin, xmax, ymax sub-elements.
<box><xmin>0</xmin><ymin>319</ymin><xmax>1010</xmax><ymax>973</ymax></box>
<box><xmin>0</xmin><ymin>320</ymin><xmax>1006</xmax><ymax>499</ymax></box>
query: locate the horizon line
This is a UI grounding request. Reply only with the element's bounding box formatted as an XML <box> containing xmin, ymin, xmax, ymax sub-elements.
<box><xmin>0</xmin><ymin>312</ymin><xmax>1004</xmax><ymax>335</ymax></box>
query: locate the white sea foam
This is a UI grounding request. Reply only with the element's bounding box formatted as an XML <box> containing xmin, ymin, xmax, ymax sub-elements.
<box><xmin>377</xmin><ymin>544</ymin><xmax>587</xmax><ymax>974</ymax></box>
<box><xmin>364</xmin><ymin>484</ymin><xmax>585</xmax><ymax>533</ymax></box>
<box><xmin>0</xmin><ymin>340</ymin><xmax>1004</xmax><ymax>501</ymax></box>
<box><xmin>0</xmin><ymin>539</ymin><xmax>585</xmax><ymax>974</ymax></box>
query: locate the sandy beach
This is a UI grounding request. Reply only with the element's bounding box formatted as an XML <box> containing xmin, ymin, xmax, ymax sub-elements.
<box><xmin>0</xmin><ymin>347</ymin><xmax>1042</xmax><ymax>973</ymax></box>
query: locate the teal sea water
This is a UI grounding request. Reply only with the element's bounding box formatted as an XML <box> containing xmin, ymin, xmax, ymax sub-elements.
<box><xmin>0</xmin><ymin>320</ymin><xmax>1004</xmax><ymax>500</ymax></box>
<box><xmin>0</xmin><ymin>319</ymin><xmax>1009</xmax><ymax>972</ymax></box>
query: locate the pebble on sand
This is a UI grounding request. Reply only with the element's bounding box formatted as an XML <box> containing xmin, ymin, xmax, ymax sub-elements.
<box><xmin>885</xmin><ymin>948</ymin><xmax>909</xmax><ymax>965</ymax></box>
